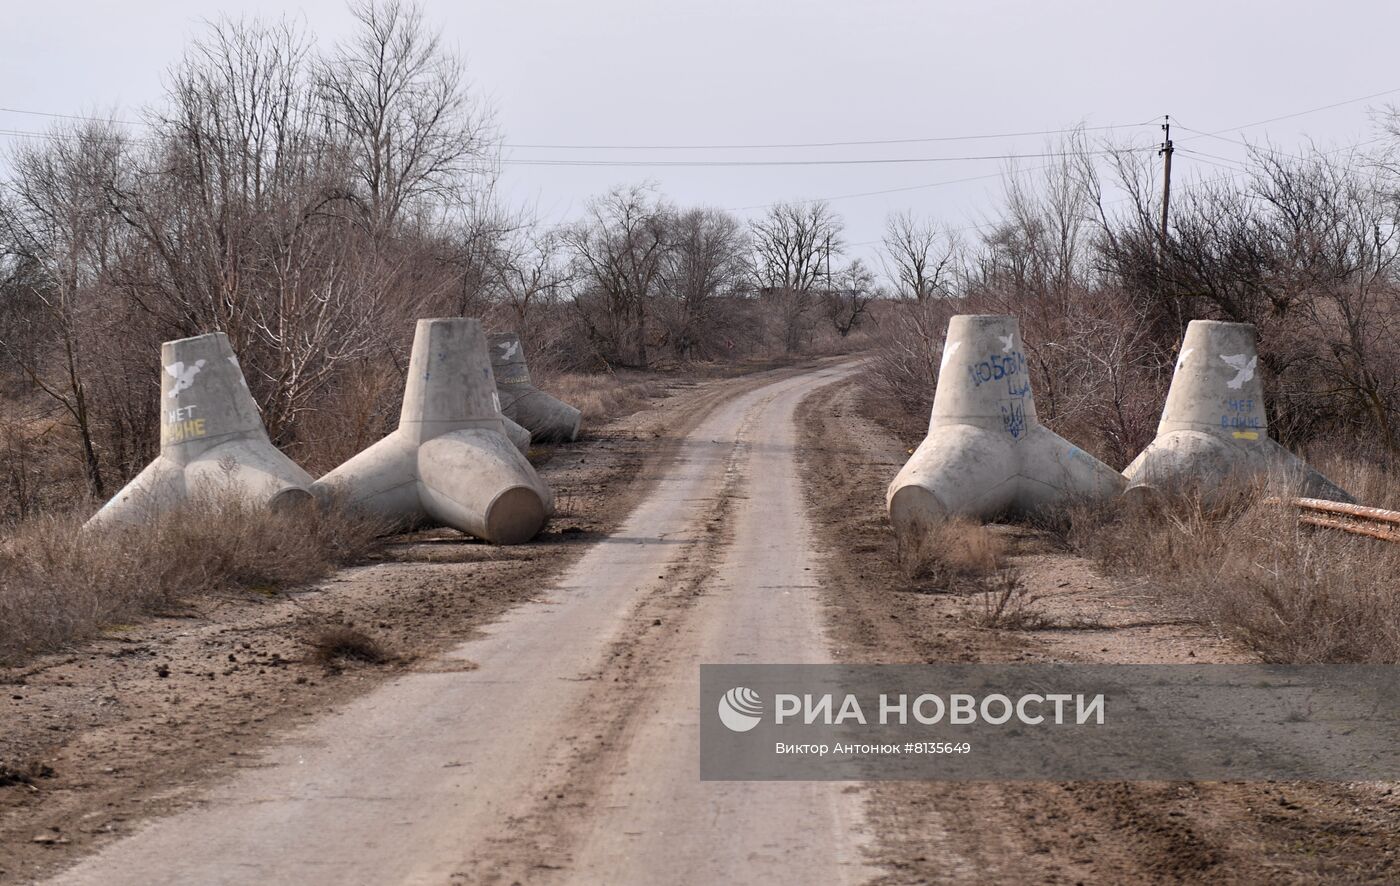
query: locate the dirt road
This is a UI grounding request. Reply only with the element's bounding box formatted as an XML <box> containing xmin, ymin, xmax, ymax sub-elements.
<box><xmin>47</xmin><ymin>362</ymin><xmax>872</xmax><ymax>885</ymax></box>
<box><xmin>26</xmin><ymin>360</ymin><xmax>1397</xmax><ymax>885</ymax></box>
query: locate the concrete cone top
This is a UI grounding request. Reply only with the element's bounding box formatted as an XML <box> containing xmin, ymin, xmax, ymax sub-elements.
<box><xmin>400</xmin><ymin>318</ymin><xmax>505</xmax><ymax>444</ymax></box>
<box><xmin>887</xmin><ymin>314</ymin><xmax>1124</xmax><ymax>529</ymax></box>
<box><xmin>87</xmin><ymin>332</ymin><xmax>313</xmax><ymax>527</ymax></box>
<box><xmin>929</xmin><ymin>314</ymin><xmax>1038</xmax><ymax>433</ymax></box>
<box><xmin>488</xmin><ymin>331</ymin><xmax>583</xmax><ymax>443</ymax></box>
<box><xmin>159</xmin><ymin>333</ymin><xmax>268</xmax><ymax>463</ymax></box>
<box><xmin>1156</xmin><ymin>320</ymin><xmax>1267</xmax><ymax>439</ymax></box>
<box><xmin>1124</xmin><ymin>319</ymin><xmax>1351</xmax><ymax>502</ymax></box>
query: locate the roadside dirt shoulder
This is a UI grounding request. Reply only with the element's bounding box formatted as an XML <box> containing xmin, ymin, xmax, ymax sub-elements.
<box><xmin>796</xmin><ymin>376</ymin><xmax>1400</xmax><ymax>885</ymax></box>
<box><xmin>0</xmin><ymin>360</ymin><xmax>832</xmax><ymax>885</ymax></box>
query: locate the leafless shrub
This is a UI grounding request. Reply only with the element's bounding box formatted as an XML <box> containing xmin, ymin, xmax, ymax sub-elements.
<box><xmin>975</xmin><ymin>568</ymin><xmax>1047</xmax><ymax>630</ymax></box>
<box><xmin>307</xmin><ymin>624</ymin><xmax>394</xmax><ymax>666</ymax></box>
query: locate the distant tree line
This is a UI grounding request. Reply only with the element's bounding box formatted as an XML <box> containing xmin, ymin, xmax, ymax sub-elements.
<box><xmin>0</xmin><ymin>1</ymin><xmax>878</xmax><ymax>519</ymax></box>
<box><xmin>3</xmin><ymin>0</ymin><xmax>1397</xmax><ymax>520</ymax></box>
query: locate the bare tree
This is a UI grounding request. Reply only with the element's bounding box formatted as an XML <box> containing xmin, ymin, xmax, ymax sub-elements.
<box><xmin>880</xmin><ymin>210</ymin><xmax>958</xmax><ymax>301</ymax></box>
<box><xmin>563</xmin><ymin>184</ymin><xmax>671</xmax><ymax>367</ymax></box>
<box><xmin>484</xmin><ymin>218</ymin><xmax>572</xmax><ymax>344</ymax></box>
<box><xmin>114</xmin><ymin>16</ymin><xmax>384</xmax><ymax>440</ymax></box>
<box><xmin>973</xmin><ymin>134</ymin><xmax>1097</xmax><ymax>306</ymax></box>
<box><xmin>657</xmin><ymin>208</ymin><xmax>747</xmax><ymax>360</ymax></box>
<box><xmin>750</xmin><ymin>200</ymin><xmax>842</xmax><ymax>351</ymax></box>
<box><xmin>1253</xmin><ymin>145</ymin><xmax>1400</xmax><ymax>450</ymax></box>
<box><xmin>824</xmin><ymin>258</ymin><xmax>876</xmax><ymax>337</ymax></box>
<box><xmin>0</xmin><ymin>122</ymin><xmax>129</xmax><ymax>496</ymax></box>
<box><xmin>319</xmin><ymin>0</ymin><xmax>496</xmax><ymax>235</ymax></box>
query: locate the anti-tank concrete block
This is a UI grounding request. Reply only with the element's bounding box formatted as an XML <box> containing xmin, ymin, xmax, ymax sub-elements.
<box><xmin>488</xmin><ymin>332</ymin><xmax>582</xmax><ymax>443</ymax></box>
<box><xmin>313</xmin><ymin>318</ymin><xmax>553</xmax><ymax>544</ymax></box>
<box><xmin>86</xmin><ymin>332</ymin><xmax>313</xmax><ymax>527</ymax></box>
<box><xmin>1123</xmin><ymin>320</ymin><xmax>1351</xmax><ymax>503</ymax></box>
<box><xmin>886</xmin><ymin>315</ymin><xmax>1125</xmax><ymax>537</ymax></box>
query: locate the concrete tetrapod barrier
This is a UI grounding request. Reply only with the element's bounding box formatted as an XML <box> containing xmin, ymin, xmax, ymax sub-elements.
<box><xmin>488</xmin><ymin>332</ymin><xmax>582</xmax><ymax>443</ymax></box>
<box><xmin>1124</xmin><ymin>319</ymin><xmax>1352</xmax><ymax>503</ymax></box>
<box><xmin>501</xmin><ymin>413</ymin><xmax>532</xmax><ymax>454</ymax></box>
<box><xmin>886</xmin><ymin>315</ymin><xmax>1125</xmax><ymax>536</ymax></box>
<box><xmin>313</xmin><ymin>318</ymin><xmax>553</xmax><ymax>544</ymax></box>
<box><xmin>87</xmin><ymin>332</ymin><xmax>314</xmax><ymax>527</ymax></box>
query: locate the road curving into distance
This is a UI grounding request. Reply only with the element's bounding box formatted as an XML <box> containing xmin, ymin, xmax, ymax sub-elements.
<box><xmin>49</xmin><ymin>361</ymin><xmax>873</xmax><ymax>886</ymax></box>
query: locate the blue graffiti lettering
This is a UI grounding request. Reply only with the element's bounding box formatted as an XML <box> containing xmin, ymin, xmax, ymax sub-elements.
<box><xmin>966</xmin><ymin>350</ymin><xmax>1026</xmax><ymax>388</ymax></box>
<box><xmin>1220</xmin><ymin>414</ymin><xmax>1264</xmax><ymax>429</ymax></box>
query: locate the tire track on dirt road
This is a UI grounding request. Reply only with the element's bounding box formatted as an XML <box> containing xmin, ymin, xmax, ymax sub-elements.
<box><xmin>47</xmin><ymin>361</ymin><xmax>875</xmax><ymax>886</ymax></box>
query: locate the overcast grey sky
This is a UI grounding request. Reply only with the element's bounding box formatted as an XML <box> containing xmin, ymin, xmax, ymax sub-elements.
<box><xmin>4</xmin><ymin>0</ymin><xmax>1398</xmax><ymax>265</ymax></box>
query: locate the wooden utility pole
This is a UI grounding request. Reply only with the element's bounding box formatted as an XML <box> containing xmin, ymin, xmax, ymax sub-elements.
<box><xmin>1159</xmin><ymin>115</ymin><xmax>1174</xmax><ymax>246</ymax></box>
<box><xmin>824</xmin><ymin>233</ymin><xmax>833</xmax><ymax>291</ymax></box>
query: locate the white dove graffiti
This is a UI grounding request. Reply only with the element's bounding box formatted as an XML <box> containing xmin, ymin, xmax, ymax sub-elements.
<box><xmin>939</xmin><ymin>340</ymin><xmax>961</xmax><ymax>373</ymax></box>
<box><xmin>165</xmin><ymin>359</ymin><xmax>207</xmax><ymax>399</ymax></box>
<box><xmin>998</xmin><ymin>333</ymin><xmax>1015</xmax><ymax>351</ymax></box>
<box><xmin>1220</xmin><ymin>353</ymin><xmax>1257</xmax><ymax>390</ymax></box>
<box><xmin>497</xmin><ymin>340</ymin><xmax>521</xmax><ymax>361</ymax></box>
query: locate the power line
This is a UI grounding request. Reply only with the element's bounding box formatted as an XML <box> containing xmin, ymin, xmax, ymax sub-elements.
<box><xmin>1178</xmin><ymin>85</ymin><xmax>1400</xmax><ymax>138</ymax></box>
<box><xmin>0</xmin><ymin>104</ymin><xmax>1156</xmax><ymax>150</ymax></box>
<box><xmin>4</xmin><ymin>81</ymin><xmax>1396</xmax><ymax>155</ymax></box>
<box><xmin>502</xmin><ymin>121</ymin><xmax>1155</xmax><ymax>150</ymax></box>
<box><xmin>1174</xmin><ymin>124</ymin><xmax>1314</xmax><ymax>161</ymax></box>
<box><xmin>726</xmin><ymin>169</ymin><xmax>1015</xmax><ymax>211</ymax></box>
<box><xmin>6</xmin><ymin>81</ymin><xmax>1396</xmax><ymax>160</ymax></box>
<box><xmin>1174</xmin><ymin>125</ymin><xmax>1390</xmax><ymax>167</ymax></box>
<box><xmin>0</xmin><ymin>106</ymin><xmax>144</xmax><ymax>127</ymax></box>
<box><xmin>714</xmin><ymin>88</ymin><xmax>1400</xmax><ymax>213</ymax></box>
<box><xmin>498</xmin><ymin>147</ymin><xmax>1146</xmax><ymax>169</ymax></box>
<box><xmin>0</xmin><ymin>126</ymin><xmax>153</xmax><ymax>146</ymax></box>
<box><xmin>0</xmin><ymin>124</ymin><xmax>1149</xmax><ymax>168</ymax></box>
<box><xmin>846</xmin><ymin>135</ymin><xmax>1388</xmax><ymax>253</ymax></box>
<box><xmin>1175</xmin><ymin>146</ymin><xmax>1251</xmax><ymax>169</ymax></box>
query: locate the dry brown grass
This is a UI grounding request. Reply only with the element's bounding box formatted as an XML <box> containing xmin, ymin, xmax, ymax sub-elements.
<box><xmin>898</xmin><ymin>516</ymin><xmax>1007</xmax><ymax>584</ymax></box>
<box><xmin>538</xmin><ymin>371</ymin><xmax>663</xmax><ymax>427</ymax></box>
<box><xmin>0</xmin><ymin>495</ymin><xmax>386</xmax><ymax>665</ymax></box>
<box><xmin>897</xmin><ymin>517</ymin><xmax>1048</xmax><ymax>628</ymax></box>
<box><xmin>1062</xmin><ymin>479</ymin><xmax>1400</xmax><ymax>663</ymax></box>
<box><xmin>1300</xmin><ymin>448</ymin><xmax>1400</xmax><ymax>510</ymax></box>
